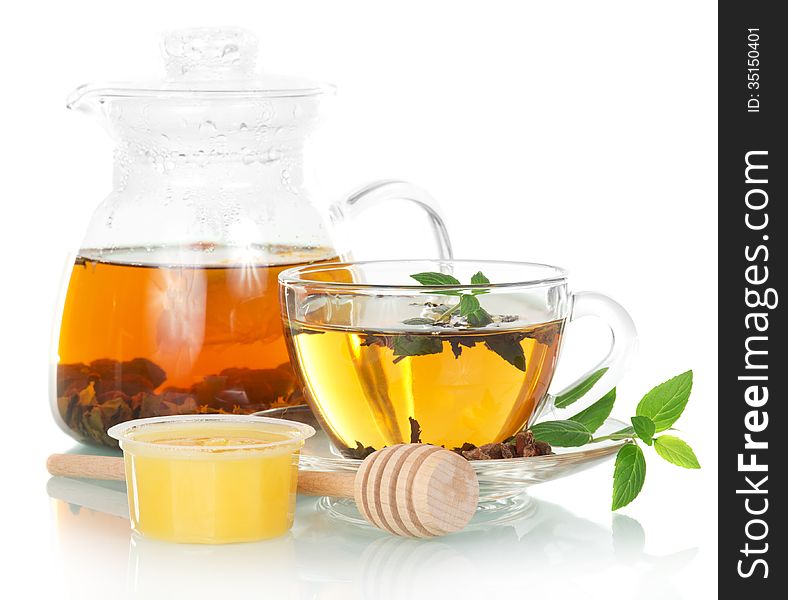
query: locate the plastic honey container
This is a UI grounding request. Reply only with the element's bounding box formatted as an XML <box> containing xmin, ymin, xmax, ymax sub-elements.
<box><xmin>108</xmin><ymin>414</ymin><xmax>315</xmax><ymax>544</ymax></box>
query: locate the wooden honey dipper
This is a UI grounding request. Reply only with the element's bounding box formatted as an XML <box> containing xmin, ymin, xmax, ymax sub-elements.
<box><xmin>47</xmin><ymin>444</ymin><xmax>479</xmax><ymax>538</ymax></box>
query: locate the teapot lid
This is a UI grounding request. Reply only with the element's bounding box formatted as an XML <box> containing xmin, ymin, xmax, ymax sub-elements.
<box><xmin>67</xmin><ymin>28</ymin><xmax>331</xmax><ymax>108</ymax></box>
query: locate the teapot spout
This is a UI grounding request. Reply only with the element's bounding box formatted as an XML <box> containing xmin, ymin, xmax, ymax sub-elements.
<box><xmin>66</xmin><ymin>83</ymin><xmax>122</xmax><ymax>114</ymax></box>
<box><xmin>66</xmin><ymin>83</ymin><xmax>95</xmax><ymax>112</ymax></box>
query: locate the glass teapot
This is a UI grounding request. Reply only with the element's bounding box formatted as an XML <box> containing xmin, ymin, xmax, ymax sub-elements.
<box><xmin>52</xmin><ymin>28</ymin><xmax>452</xmax><ymax>447</ymax></box>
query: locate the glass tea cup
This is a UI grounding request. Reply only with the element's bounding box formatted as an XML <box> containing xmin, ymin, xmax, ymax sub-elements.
<box><xmin>279</xmin><ymin>260</ymin><xmax>636</xmax><ymax>454</ymax></box>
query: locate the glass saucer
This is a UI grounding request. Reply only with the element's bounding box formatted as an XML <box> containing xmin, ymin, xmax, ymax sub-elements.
<box><xmin>256</xmin><ymin>405</ymin><xmax>631</xmax><ymax>527</ymax></box>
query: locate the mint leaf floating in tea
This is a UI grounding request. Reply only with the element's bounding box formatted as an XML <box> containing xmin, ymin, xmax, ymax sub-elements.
<box><xmin>630</xmin><ymin>415</ymin><xmax>656</xmax><ymax>446</ymax></box>
<box><xmin>359</xmin><ymin>334</ymin><xmax>391</xmax><ymax>349</ymax></box>
<box><xmin>410</xmin><ymin>272</ymin><xmax>464</xmax><ymax>296</ymax></box>
<box><xmin>402</xmin><ymin>317</ymin><xmax>436</xmax><ymax>326</ymax></box>
<box><xmin>458</xmin><ymin>294</ymin><xmax>493</xmax><ymax>327</ymax></box>
<box><xmin>612</xmin><ymin>443</ymin><xmax>646</xmax><ymax>511</ymax></box>
<box><xmin>653</xmin><ymin>435</ymin><xmax>701</xmax><ymax>469</ymax></box>
<box><xmin>391</xmin><ymin>335</ymin><xmax>443</xmax><ymax>362</ymax></box>
<box><xmin>483</xmin><ymin>334</ymin><xmax>526</xmax><ymax>371</ymax></box>
<box><xmin>470</xmin><ymin>271</ymin><xmax>491</xmax><ymax>294</ymax></box>
<box><xmin>410</xmin><ymin>272</ymin><xmax>462</xmax><ymax>287</ymax></box>
<box><xmin>399</xmin><ymin>270</ymin><xmax>539</xmax><ymax>371</ymax></box>
<box><xmin>553</xmin><ymin>367</ymin><xmax>608</xmax><ymax>409</ymax></box>
<box><xmin>448</xmin><ymin>337</ymin><xmax>477</xmax><ymax>359</ymax></box>
<box><xmin>409</xmin><ymin>271</ymin><xmax>492</xmax><ymax>322</ymax></box>
<box><xmin>470</xmin><ymin>271</ymin><xmax>490</xmax><ymax>285</ymax></box>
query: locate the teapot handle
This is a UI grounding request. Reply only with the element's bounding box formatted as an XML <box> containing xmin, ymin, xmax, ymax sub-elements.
<box><xmin>329</xmin><ymin>180</ymin><xmax>453</xmax><ymax>260</ymax></box>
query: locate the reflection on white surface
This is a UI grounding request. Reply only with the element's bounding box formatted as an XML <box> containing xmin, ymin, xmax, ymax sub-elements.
<box><xmin>129</xmin><ymin>533</ymin><xmax>300</xmax><ymax>598</ymax></box>
<box><xmin>48</xmin><ymin>477</ymin><xmax>697</xmax><ymax>600</ymax></box>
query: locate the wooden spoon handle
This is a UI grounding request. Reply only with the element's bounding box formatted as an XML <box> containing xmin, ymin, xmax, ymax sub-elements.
<box><xmin>296</xmin><ymin>470</ymin><xmax>355</xmax><ymax>499</ymax></box>
<box><xmin>46</xmin><ymin>453</ymin><xmax>355</xmax><ymax>499</ymax></box>
<box><xmin>47</xmin><ymin>454</ymin><xmax>124</xmax><ymax>481</ymax></box>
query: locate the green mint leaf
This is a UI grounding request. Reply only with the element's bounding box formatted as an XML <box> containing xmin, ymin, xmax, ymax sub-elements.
<box><xmin>568</xmin><ymin>388</ymin><xmax>616</xmax><ymax>433</ymax></box>
<box><xmin>612</xmin><ymin>443</ymin><xmax>646</xmax><ymax>510</ymax></box>
<box><xmin>554</xmin><ymin>367</ymin><xmax>609</xmax><ymax>408</ymax></box>
<box><xmin>600</xmin><ymin>426</ymin><xmax>635</xmax><ymax>441</ymax></box>
<box><xmin>402</xmin><ymin>317</ymin><xmax>435</xmax><ymax>325</ymax></box>
<box><xmin>635</xmin><ymin>370</ymin><xmax>693</xmax><ymax>432</ymax></box>
<box><xmin>468</xmin><ymin>309</ymin><xmax>493</xmax><ymax>327</ymax></box>
<box><xmin>530</xmin><ymin>420</ymin><xmax>593</xmax><ymax>447</ymax></box>
<box><xmin>484</xmin><ymin>334</ymin><xmax>526</xmax><ymax>371</ymax></box>
<box><xmin>458</xmin><ymin>294</ymin><xmax>481</xmax><ymax>315</ymax></box>
<box><xmin>458</xmin><ymin>294</ymin><xmax>493</xmax><ymax>326</ymax></box>
<box><xmin>359</xmin><ymin>334</ymin><xmax>391</xmax><ymax>349</ymax></box>
<box><xmin>630</xmin><ymin>416</ymin><xmax>656</xmax><ymax>445</ymax></box>
<box><xmin>653</xmin><ymin>435</ymin><xmax>701</xmax><ymax>469</ymax></box>
<box><xmin>410</xmin><ymin>272</ymin><xmax>461</xmax><ymax>286</ymax></box>
<box><xmin>391</xmin><ymin>335</ymin><xmax>443</xmax><ymax>360</ymax></box>
<box><xmin>448</xmin><ymin>337</ymin><xmax>477</xmax><ymax>358</ymax></box>
<box><xmin>470</xmin><ymin>271</ymin><xmax>490</xmax><ymax>285</ymax></box>
<box><xmin>470</xmin><ymin>271</ymin><xmax>491</xmax><ymax>294</ymax></box>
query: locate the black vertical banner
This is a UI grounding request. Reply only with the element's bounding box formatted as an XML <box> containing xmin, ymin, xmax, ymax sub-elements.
<box><xmin>719</xmin><ymin>2</ymin><xmax>785</xmax><ymax>594</ymax></box>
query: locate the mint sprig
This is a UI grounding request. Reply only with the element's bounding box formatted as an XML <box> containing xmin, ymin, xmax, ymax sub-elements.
<box><xmin>531</xmin><ymin>370</ymin><xmax>699</xmax><ymax>510</ymax></box>
<box><xmin>410</xmin><ymin>271</ymin><xmax>493</xmax><ymax>323</ymax></box>
<box><xmin>402</xmin><ymin>271</ymin><xmax>528</xmax><ymax>371</ymax></box>
<box><xmin>458</xmin><ymin>294</ymin><xmax>493</xmax><ymax>326</ymax></box>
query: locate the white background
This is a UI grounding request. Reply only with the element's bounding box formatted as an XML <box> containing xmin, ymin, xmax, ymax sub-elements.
<box><xmin>0</xmin><ymin>1</ymin><xmax>717</xmax><ymax>598</ymax></box>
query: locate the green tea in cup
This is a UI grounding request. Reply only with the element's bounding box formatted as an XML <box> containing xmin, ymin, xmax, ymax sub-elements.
<box><xmin>279</xmin><ymin>260</ymin><xmax>635</xmax><ymax>455</ymax></box>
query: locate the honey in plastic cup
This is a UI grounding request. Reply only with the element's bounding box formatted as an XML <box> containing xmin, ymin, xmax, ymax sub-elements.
<box><xmin>108</xmin><ymin>414</ymin><xmax>315</xmax><ymax>544</ymax></box>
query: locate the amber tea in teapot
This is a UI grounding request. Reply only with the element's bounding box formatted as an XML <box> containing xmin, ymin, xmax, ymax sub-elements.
<box><xmin>57</xmin><ymin>244</ymin><xmax>336</xmax><ymax>446</ymax></box>
<box><xmin>52</xmin><ymin>28</ymin><xmax>451</xmax><ymax>446</ymax></box>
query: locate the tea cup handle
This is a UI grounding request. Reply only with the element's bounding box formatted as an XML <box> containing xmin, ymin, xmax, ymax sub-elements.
<box><xmin>329</xmin><ymin>180</ymin><xmax>454</xmax><ymax>260</ymax></box>
<box><xmin>535</xmin><ymin>292</ymin><xmax>637</xmax><ymax>422</ymax></box>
